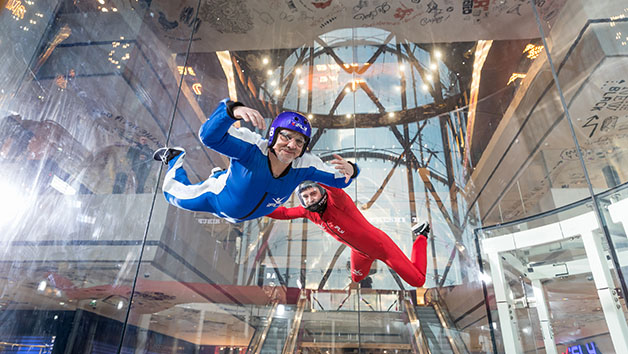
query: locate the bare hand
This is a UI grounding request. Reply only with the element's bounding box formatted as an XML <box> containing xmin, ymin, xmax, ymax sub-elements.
<box><xmin>330</xmin><ymin>154</ymin><xmax>354</xmax><ymax>183</ymax></box>
<box><xmin>233</xmin><ymin>106</ymin><xmax>266</xmax><ymax>130</ymax></box>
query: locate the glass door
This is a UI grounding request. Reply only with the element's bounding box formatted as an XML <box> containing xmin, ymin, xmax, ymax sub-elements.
<box><xmin>479</xmin><ymin>203</ymin><xmax>626</xmax><ymax>353</ymax></box>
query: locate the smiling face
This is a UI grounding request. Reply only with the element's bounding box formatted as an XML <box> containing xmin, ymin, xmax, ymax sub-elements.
<box><xmin>299</xmin><ymin>186</ymin><xmax>322</xmax><ymax>207</ymax></box>
<box><xmin>273</xmin><ymin>129</ymin><xmax>306</xmax><ymax>164</ymax></box>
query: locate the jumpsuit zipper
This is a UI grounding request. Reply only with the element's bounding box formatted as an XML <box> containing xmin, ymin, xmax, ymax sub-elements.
<box><xmin>324</xmin><ymin>221</ymin><xmax>371</xmax><ymax>258</ymax></box>
<box><xmin>240</xmin><ymin>155</ymin><xmax>286</xmax><ymax>220</ymax></box>
<box><xmin>240</xmin><ymin>192</ymin><xmax>268</xmax><ymax>220</ymax></box>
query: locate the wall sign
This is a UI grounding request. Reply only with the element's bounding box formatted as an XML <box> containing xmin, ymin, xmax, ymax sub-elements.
<box><xmin>562</xmin><ymin>341</ymin><xmax>598</xmax><ymax>354</ymax></box>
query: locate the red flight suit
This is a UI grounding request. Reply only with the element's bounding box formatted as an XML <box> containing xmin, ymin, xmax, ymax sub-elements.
<box><xmin>268</xmin><ymin>186</ymin><xmax>427</xmax><ymax>287</ymax></box>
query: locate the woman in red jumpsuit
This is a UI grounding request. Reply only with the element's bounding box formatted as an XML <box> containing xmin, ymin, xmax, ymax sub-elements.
<box><xmin>268</xmin><ymin>182</ymin><xmax>429</xmax><ymax>287</ymax></box>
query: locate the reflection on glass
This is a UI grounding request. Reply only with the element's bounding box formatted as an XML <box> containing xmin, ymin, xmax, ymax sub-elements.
<box><xmin>0</xmin><ymin>0</ymin><xmax>193</xmax><ymax>351</ymax></box>
<box><xmin>536</xmin><ymin>3</ymin><xmax>628</xmax><ymax>332</ymax></box>
<box><xmin>4</xmin><ymin>0</ymin><xmax>628</xmax><ymax>352</ymax></box>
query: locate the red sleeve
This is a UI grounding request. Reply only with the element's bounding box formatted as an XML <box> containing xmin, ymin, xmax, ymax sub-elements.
<box><xmin>267</xmin><ymin>206</ymin><xmax>308</xmax><ymax>220</ymax></box>
<box><xmin>324</xmin><ymin>186</ymin><xmax>345</xmax><ymax>195</ymax></box>
<box><xmin>323</xmin><ymin>186</ymin><xmax>354</xmax><ymax>206</ymax></box>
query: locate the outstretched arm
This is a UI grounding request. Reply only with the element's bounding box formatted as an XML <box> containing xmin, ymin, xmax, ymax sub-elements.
<box><xmin>268</xmin><ymin>206</ymin><xmax>308</xmax><ymax>220</ymax></box>
<box><xmin>329</xmin><ymin>154</ymin><xmax>359</xmax><ymax>183</ymax></box>
<box><xmin>296</xmin><ymin>153</ymin><xmax>360</xmax><ymax>189</ymax></box>
<box><xmin>198</xmin><ymin>99</ymin><xmax>267</xmax><ymax>161</ymax></box>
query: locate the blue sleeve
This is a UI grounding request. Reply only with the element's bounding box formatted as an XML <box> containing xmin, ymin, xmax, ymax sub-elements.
<box><xmin>198</xmin><ymin>98</ymin><xmax>262</xmax><ymax>161</ymax></box>
<box><xmin>295</xmin><ymin>153</ymin><xmax>360</xmax><ymax>189</ymax></box>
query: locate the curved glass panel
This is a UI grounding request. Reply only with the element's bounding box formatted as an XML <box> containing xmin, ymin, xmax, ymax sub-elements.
<box><xmin>0</xmin><ymin>0</ymin><xmax>197</xmax><ymax>351</ymax></box>
<box><xmin>5</xmin><ymin>0</ymin><xmax>628</xmax><ymax>353</ymax></box>
<box><xmin>534</xmin><ymin>2</ymin><xmax>628</xmax><ymax>352</ymax></box>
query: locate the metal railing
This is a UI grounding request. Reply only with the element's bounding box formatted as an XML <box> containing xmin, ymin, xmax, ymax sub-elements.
<box><xmin>247</xmin><ymin>301</ymin><xmax>279</xmax><ymax>354</ymax></box>
<box><xmin>403</xmin><ymin>298</ymin><xmax>432</xmax><ymax>354</ymax></box>
<box><xmin>282</xmin><ymin>291</ymin><xmax>308</xmax><ymax>354</ymax></box>
<box><xmin>426</xmin><ymin>288</ymin><xmax>469</xmax><ymax>354</ymax></box>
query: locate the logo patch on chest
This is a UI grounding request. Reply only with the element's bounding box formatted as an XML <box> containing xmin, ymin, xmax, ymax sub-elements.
<box><xmin>322</xmin><ymin>221</ymin><xmax>345</xmax><ymax>234</ymax></box>
<box><xmin>266</xmin><ymin>197</ymin><xmax>286</xmax><ymax>208</ymax></box>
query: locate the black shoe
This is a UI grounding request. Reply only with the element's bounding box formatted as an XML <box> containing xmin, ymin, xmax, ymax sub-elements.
<box><xmin>153</xmin><ymin>147</ymin><xmax>184</xmax><ymax>164</ymax></box>
<box><xmin>412</xmin><ymin>222</ymin><xmax>430</xmax><ymax>237</ymax></box>
<box><xmin>359</xmin><ymin>276</ymin><xmax>373</xmax><ymax>289</ymax></box>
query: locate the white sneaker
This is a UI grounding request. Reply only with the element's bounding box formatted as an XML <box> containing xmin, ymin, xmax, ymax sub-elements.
<box><xmin>152</xmin><ymin>147</ymin><xmax>185</xmax><ymax>164</ymax></box>
<box><xmin>210</xmin><ymin>167</ymin><xmax>225</xmax><ymax>177</ymax></box>
<box><xmin>412</xmin><ymin>222</ymin><xmax>430</xmax><ymax>237</ymax></box>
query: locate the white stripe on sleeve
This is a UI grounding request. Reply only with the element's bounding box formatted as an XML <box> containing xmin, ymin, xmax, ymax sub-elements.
<box><xmin>227</xmin><ymin>126</ymin><xmax>268</xmax><ymax>154</ymax></box>
<box><xmin>292</xmin><ymin>153</ymin><xmax>344</xmax><ymax>178</ymax></box>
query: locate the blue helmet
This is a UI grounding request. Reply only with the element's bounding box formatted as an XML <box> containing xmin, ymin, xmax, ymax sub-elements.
<box><xmin>268</xmin><ymin>111</ymin><xmax>312</xmax><ymax>157</ymax></box>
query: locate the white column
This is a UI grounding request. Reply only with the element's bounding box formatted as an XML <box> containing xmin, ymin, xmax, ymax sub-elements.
<box><xmin>133</xmin><ymin>314</ymin><xmax>152</xmax><ymax>354</ymax></box>
<box><xmin>560</xmin><ymin>212</ymin><xmax>628</xmax><ymax>353</ymax></box>
<box><xmin>531</xmin><ymin>280</ymin><xmax>558</xmax><ymax>354</ymax></box>
<box><xmin>487</xmin><ymin>252</ymin><xmax>523</xmax><ymax>354</ymax></box>
<box><xmin>195</xmin><ymin>309</ymin><xmax>205</xmax><ymax>349</ymax></box>
<box><xmin>608</xmin><ymin>197</ymin><xmax>628</xmax><ymax>236</ymax></box>
<box><xmin>580</xmin><ymin>229</ymin><xmax>628</xmax><ymax>353</ymax></box>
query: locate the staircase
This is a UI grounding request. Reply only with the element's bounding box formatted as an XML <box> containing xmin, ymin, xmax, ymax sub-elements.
<box><xmin>416</xmin><ymin>306</ymin><xmax>456</xmax><ymax>353</ymax></box>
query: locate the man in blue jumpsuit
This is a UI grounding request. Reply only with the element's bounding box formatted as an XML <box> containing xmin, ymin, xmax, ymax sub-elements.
<box><xmin>154</xmin><ymin>99</ymin><xmax>358</xmax><ymax>223</ymax></box>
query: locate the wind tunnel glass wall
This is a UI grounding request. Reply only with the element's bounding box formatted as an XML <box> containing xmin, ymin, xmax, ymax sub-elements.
<box><xmin>0</xmin><ymin>0</ymin><xmax>196</xmax><ymax>352</ymax></box>
<box><xmin>536</xmin><ymin>0</ymin><xmax>628</xmax><ymax>308</ymax></box>
<box><xmin>4</xmin><ymin>0</ymin><xmax>628</xmax><ymax>353</ymax></box>
<box><xmin>473</xmin><ymin>1</ymin><xmax>628</xmax><ymax>352</ymax></box>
